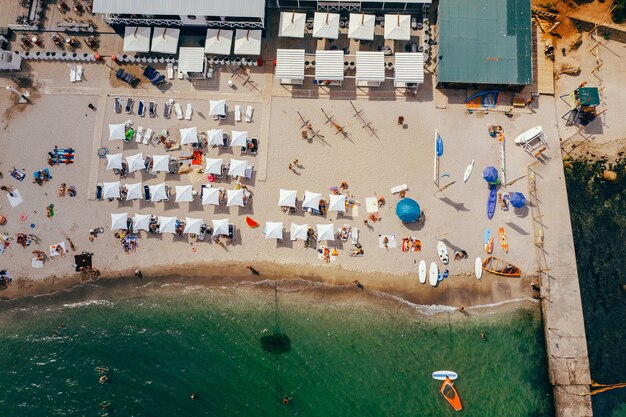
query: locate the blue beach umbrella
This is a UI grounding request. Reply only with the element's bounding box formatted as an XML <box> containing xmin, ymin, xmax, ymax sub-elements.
<box><xmin>509</xmin><ymin>192</ymin><xmax>527</xmax><ymax>208</ymax></box>
<box><xmin>396</xmin><ymin>198</ymin><xmax>421</xmax><ymax>223</ymax></box>
<box><xmin>482</xmin><ymin>166</ymin><xmax>499</xmax><ymax>184</ymax></box>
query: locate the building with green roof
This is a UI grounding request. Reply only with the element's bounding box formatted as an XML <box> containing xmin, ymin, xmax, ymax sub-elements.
<box><xmin>436</xmin><ymin>0</ymin><xmax>533</xmax><ymax>88</ymax></box>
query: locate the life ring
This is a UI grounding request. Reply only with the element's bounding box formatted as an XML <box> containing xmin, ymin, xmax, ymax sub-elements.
<box><xmin>207</xmin><ymin>174</ymin><xmax>215</xmax><ymax>182</ymax></box>
<box><xmin>191</xmin><ymin>247</ymin><xmax>197</xmax><ymax>253</ymax></box>
<box><xmin>99</xmin><ymin>376</ymin><xmax>108</xmax><ymax>384</ymax></box>
<box><xmin>282</xmin><ymin>397</ymin><xmax>290</xmax><ymax>405</ymax></box>
<box><xmin>20</xmin><ymin>214</ymin><xmax>27</xmax><ymax>221</ymax></box>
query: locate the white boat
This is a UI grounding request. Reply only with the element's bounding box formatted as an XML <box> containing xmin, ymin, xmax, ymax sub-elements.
<box><xmin>514</xmin><ymin>126</ymin><xmax>543</xmax><ymax>145</ymax></box>
<box><xmin>437</xmin><ymin>241</ymin><xmax>449</xmax><ymax>264</ymax></box>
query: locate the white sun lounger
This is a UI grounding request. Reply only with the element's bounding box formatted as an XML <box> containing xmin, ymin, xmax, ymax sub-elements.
<box><xmin>136</xmin><ymin>126</ymin><xmax>145</xmax><ymax>143</ymax></box>
<box><xmin>174</xmin><ymin>103</ymin><xmax>183</xmax><ymax>120</ymax></box>
<box><xmin>390</xmin><ymin>184</ymin><xmax>408</xmax><ymax>194</ymax></box>
<box><xmin>143</xmin><ymin>128</ymin><xmax>153</xmax><ymax>145</ymax></box>
<box><xmin>76</xmin><ymin>65</ymin><xmax>83</xmax><ymax>81</ymax></box>
<box><xmin>234</xmin><ymin>105</ymin><xmax>242</xmax><ymax>122</ymax></box>
<box><xmin>185</xmin><ymin>103</ymin><xmax>193</xmax><ymax>120</ymax></box>
<box><xmin>351</xmin><ymin>227</ymin><xmax>359</xmax><ymax>245</ymax></box>
<box><xmin>245</xmin><ymin>106</ymin><xmax>253</xmax><ymax>123</ymax></box>
<box><xmin>167</xmin><ymin>63</ymin><xmax>174</xmax><ymax>80</ymax></box>
<box><xmin>69</xmin><ymin>64</ymin><xmax>77</xmax><ymax>82</ymax></box>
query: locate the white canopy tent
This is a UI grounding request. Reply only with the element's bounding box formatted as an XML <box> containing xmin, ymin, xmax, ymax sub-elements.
<box><xmin>348</xmin><ymin>13</ymin><xmax>376</xmax><ymax>40</ymax></box>
<box><xmin>205</xmin><ymin>29</ymin><xmax>233</xmax><ymax>55</ymax></box>
<box><xmin>152</xmin><ymin>155</ymin><xmax>170</xmax><ymax>173</ymax></box>
<box><xmin>228</xmin><ymin>159</ymin><xmax>247</xmax><ymax>177</ymax></box>
<box><xmin>103</xmin><ymin>181</ymin><xmax>121</xmax><ymax>199</ymax></box>
<box><xmin>230</xmin><ymin>130</ymin><xmax>248</xmax><ymax>148</ymax></box>
<box><xmin>123</xmin><ymin>26</ymin><xmax>151</xmax><ymax>53</ymax></box>
<box><xmin>313</xmin><ymin>12</ymin><xmax>340</xmax><ymax>39</ymax></box>
<box><xmin>109</xmin><ymin>123</ymin><xmax>125</xmax><ymax>141</ymax></box>
<box><xmin>204</xmin><ymin>158</ymin><xmax>223</xmax><ymax>175</ymax></box>
<box><xmin>151</xmin><ymin>27</ymin><xmax>180</xmax><ymax>54</ymax></box>
<box><xmin>209</xmin><ymin>100</ymin><xmax>226</xmax><ymax>117</ymax></box>
<box><xmin>394</xmin><ymin>52</ymin><xmax>424</xmax><ymax>87</ymax></box>
<box><xmin>356</xmin><ymin>51</ymin><xmax>385</xmax><ymax>87</ymax></box>
<box><xmin>180</xmin><ymin>127</ymin><xmax>198</xmax><ymax>145</ymax></box>
<box><xmin>158</xmin><ymin>216</ymin><xmax>177</xmax><ymax>234</ymax></box>
<box><xmin>149</xmin><ymin>183</ymin><xmax>168</xmax><ymax>202</ymax></box>
<box><xmin>183</xmin><ymin>217</ymin><xmax>203</xmax><ymax>235</ymax></box>
<box><xmin>279</xmin><ymin>11</ymin><xmax>306</xmax><ymax>38</ymax></box>
<box><xmin>126</xmin><ymin>153</ymin><xmax>145</xmax><ymax>173</ymax></box>
<box><xmin>178</xmin><ymin>47</ymin><xmax>206</xmax><ymax>79</ymax></box>
<box><xmin>125</xmin><ymin>182</ymin><xmax>144</xmax><ymax>200</ymax></box>
<box><xmin>315</xmin><ymin>50</ymin><xmax>344</xmax><ymax>83</ymax></box>
<box><xmin>264</xmin><ymin>222</ymin><xmax>284</xmax><ymax>240</ymax></box>
<box><xmin>133</xmin><ymin>213</ymin><xmax>151</xmax><ymax>232</ymax></box>
<box><xmin>106</xmin><ymin>153</ymin><xmax>123</xmax><ymax>170</ymax></box>
<box><xmin>175</xmin><ymin>185</ymin><xmax>194</xmax><ymax>203</ymax></box>
<box><xmin>227</xmin><ymin>189</ymin><xmax>245</xmax><ymax>207</ymax></box>
<box><xmin>302</xmin><ymin>191</ymin><xmax>322</xmax><ymax>210</ymax></box>
<box><xmin>206</xmin><ymin>129</ymin><xmax>225</xmax><ymax>146</ymax></box>
<box><xmin>275</xmin><ymin>49</ymin><xmax>305</xmax><ymax>85</ymax></box>
<box><xmin>316</xmin><ymin>223</ymin><xmax>335</xmax><ymax>242</ymax></box>
<box><xmin>234</xmin><ymin>30</ymin><xmax>262</xmax><ymax>56</ymax></box>
<box><xmin>212</xmin><ymin>218</ymin><xmax>229</xmax><ymax>236</ymax></box>
<box><xmin>328</xmin><ymin>194</ymin><xmax>346</xmax><ymax>212</ymax></box>
<box><xmin>202</xmin><ymin>186</ymin><xmax>221</xmax><ymax>205</ymax></box>
<box><xmin>290</xmin><ymin>223</ymin><xmax>309</xmax><ymax>241</ymax></box>
<box><xmin>278</xmin><ymin>189</ymin><xmax>297</xmax><ymax>207</ymax></box>
<box><xmin>111</xmin><ymin>212</ymin><xmax>128</xmax><ymax>230</ymax></box>
<box><xmin>384</xmin><ymin>14</ymin><xmax>411</xmax><ymax>41</ymax></box>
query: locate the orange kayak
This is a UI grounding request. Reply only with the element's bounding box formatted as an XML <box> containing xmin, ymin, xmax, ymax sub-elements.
<box><xmin>499</xmin><ymin>226</ymin><xmax>508</xmax><ymax>252</ymax></box>
<box><xmin>440</xmin><ymin>377</ymin><xmax>463</xmax><ymax>411</ymax></box>
<box><xmin>485</xmin><ymin>236</ymin><xmax>493</xmax><ymax>254</ymax></box>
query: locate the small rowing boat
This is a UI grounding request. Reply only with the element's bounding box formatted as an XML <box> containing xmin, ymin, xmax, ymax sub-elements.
<box><xmin>482</xmin><ymin>256</ymin><xmax>521</xmax><ymax>277</ymax></box>
<box><xmin>440</xmin><ymin>377</ymin><xmax>463</xmax><ymax>411</ymax></box>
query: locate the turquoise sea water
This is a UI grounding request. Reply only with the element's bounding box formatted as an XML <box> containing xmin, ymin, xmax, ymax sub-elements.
<box><xmin>0</xmin><ymin>279</ymin><xmax>553</xmax><ymax>416</ymax></box>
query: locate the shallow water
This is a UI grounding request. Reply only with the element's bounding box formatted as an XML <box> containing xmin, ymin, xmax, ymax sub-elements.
<box><xmin>0</xmin><ymin>279</ymin><xmax>553</xmax><ymax>416</ymax></box>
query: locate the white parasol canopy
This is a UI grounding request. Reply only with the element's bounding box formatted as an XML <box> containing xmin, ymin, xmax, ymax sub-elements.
<box><xmin>228</xmin><ymin>159</ymin><xmax>247</xmax><ymax>177</ymax></box>
<box><xmin>106</xmin><ymin>153</ymin><xmax>123</xmax><ymax>170</ymax></box>
<box><xmin>158</xmin><ymin>216</ymin><xmax>177</xmax><ymax>233</ymax></box>
<box><xmin>348</xmin><ymin>13</ymin><xmax>376</xmax><ymax>40</ymax></box>
<box><xmin>110</xmin><ymin>212</ymin><xmax>128</xmax><ymax>230</ymax></box>
<box><xmin>234</xmin><ymin>29</ymin><xmax>262</xmax><ymax>56</ymax></box>
<box><xmin>126</xmin><ymin>153</ymin><xmax>145</xmax><ymax>173</ymax></box>
<box><xmin>226</xmin><ymin>189</ymin><xmax>244</xmax><ymax>207</ymax></box>
<box><xmin>279</xmin><ymin>11</ymin><xmax>306</xmax><ymax>38</ymax></box>
<box><xmin>204</xmin><ymin>158</ymin><xmax>223</xmax><ymax>175</ymax></box>
<box><xmin>328</xmin><ymin>194</ymin><xmax>346</xmax><ymax>212</ymax></box>
<box><xmin>204</xmin><ymin>29</ymin><xmax>233</xmax><ymax>55</ymax></box>
<box><xmin>123</xmin><ymin>26</ymin><xmax>151</xmax><ymax>52</ymax></box>
<box><xmin>180</xmin><ymin>127</ymin><xmax>198</xmax><ymax>145</ymax></box>
<box><xmin>152</xmin><ymin>155</ymin><xmax>170</xmax><ymax>173</ymax></box>
<box><xmin>175</xmin><ymin>185</ymin><xmax>194</xmax><ymax>202</ymax></box>
<box><xmin>151</xmin><ymin>27</ymin><xmax>180</xmax><ymax>54</ymax></box>
<box><xmin>230</xmin><ymin>130</ymin><xmax>248</xmax><ymax>147</ymax></box>
<box><xmin>103</xmin><ymin>181</ymin><xmax>121</xmax><ymax>199</ymax></box>
<box><xmin>313</xmin><ymin>12</ymin><xmax>340</xmax><ymax>39</ymax></box>
<box><xmin>278</xmin><ymin>189</ymin><xmax>297</xmax><ymax>207</ymax></box>
<box><xmin>206</xmin><ymin>129</ymin><xmax>224</xmax><ymax>146</ymax></box>
<box><xmin>290</xmin><ymin>223</ymin><xmax>309</xmax><ymax>241</ymax></box>
<box><xmin>316</xmin><ymin>223</ymin><xmax>335</xmax><ymax>242</ymax></box>
<box><xmin>125</xmin><ymin>182</ymin><xmax>144</xmax><ymax>200</ymax></box>
<box><xmin>201</xmin><ymin>186</ymin><xmax>221</xmax><ymax>205</ymax></box>
<box><xmin>302</xmin><ymin>191</ymin><xmax>322</xmax><ymax>209</ymax></box>
<box><xmin>209</xmin><ymin>100</ymin><xmax>226</xmax><ymax>117</ymax></box>
<box><xmin>149</xmin><ymin>183</ymin><xmax>168</xmax><ymax>202</ymax></box>
<box><xmin>109</xmin><ymin>123</ymin><xmax>125</xmax><ymax>141</ymax></box>
<box><xmin>212</xmin><ymin>218</ymin><xmax>229</xmax><ymax>236</ymax></box>
<box><xmin>183</xmin><ymin>217</ymin><xmax>203</xmax><ymax>235</ymax></box>
<box><xmin>264</xmin><ymin>221</ymin><xmax>284</xmax><ymax>240</ymax></box>
<box><xmin>133</xmin><ymin>213</ymin><xmax>151</xmax><ymax>232</ymax></box>
<box><xmin>384</xmin><ymin>14</ymin><xmax>411</xmax><ymax>41</ymax></box>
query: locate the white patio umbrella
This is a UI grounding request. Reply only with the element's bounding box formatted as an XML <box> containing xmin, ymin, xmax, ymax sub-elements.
<box><xmin>103</xmin><ymin>181</ymin><xmax>121</xmax><ymax>199</ymax></box>
<box><xmin>158</xmin><ymin>216</ymin><xmax>177</xmax><ymax>233</ymax></box>
<box><xmin>230</xmin><ymin>130</ymin><xmax>248</xmax><ymax>147</ymax></box>
<box><xmin>206</xmin><ymin>129</ymin><xmax>224</xmax><ymax>146</ymax></box>
<box><xmin>278</xmin><ymin>189</ymin><xmax>297</xmax><ymax>207</ymax></box>
<box><xmin>123</xmin><ymin>26</ymin><xmax>151</xmax><ymax>52</ymax></box>
<box><xmin>151</xmin><ymin>27</ymin><xmax>180</xmax><ymax>54</ymax></box>
<box><xmin>126</xmin><ymin>153</ymin><xmax>145</xmax><ymax>173</ymax></box>
<box><xmin>209</xmin><ymin>100</ymin><xmax>226</xmax><ymax>117</ymax></box>
<box><xmin>175</xmin><ymin>185</ymin><xmax>194</xmax><ymax>202</ymax></box>
<box><xmin>228</xmin><ymin>159</ymin><xmax>247</xmax><ymax>177</ymax></box>
<box><xmin>204</xmin><ymin>158</ymin><xmax>223</xmax><ymax>175</ymax></box>
<box><xmin>152</xmin><ymin>155</ymin><xmax>170</xmax><ymax>173</ymax></box>
<box><xmin>180</xmin><ymin>127</ymin><xmax>198</xmax><ymax>145</ymax></box>
<box><xmin>328</xmin><ymin>194</ymin><xmax>347</xmax><ymax>212</ymax></box>
<box><xmin>109</xmin><ymin>123</ymin><xmax>125</xmax><ymax>141</ymax></box>
<box><xmin>125</xmin><ymin>182</ymin><xmax>144</xmax><ymax>200</ymax></box>
<box><xmin>264</xmin><ymin>222</ymin><xmax>284</xmax><ymax>240</ymax></box>
<box><xmin>348</xmin><ymin>13</ymin><xmax>376</xmax><ymax>41</ymax></box>
<box><xmin>302</xmin><ymin>191</ymin><xmax>322</xmax><ymax>209</ymax></box>
<box><xmin>133</xmin><ymin>213</ymin><xmax>151</xmax><ymax>232</ymax></box>
<box><xmin>290</xmin><ymin>223</ymin><xmax>309</xmax><ymax>241</ymax></box>
<box><xmin>316</xmin><ymin>223</ymin><xmax>335</xmax><ymax>242</ymax></box>
<box><xmin>384</xmin><ymin>14</ymin><xmax>411</xmax><ymax>41</ymax></box>
<box><xmin>201</xmin><ymin>186</ymin><xmax>221</xmax><ymax>205</ymax></box>
<box><xmin>184</xmin><ymin>217</ymin><xmax>203</xmax><ymax>235</ymax></box>
<box><xmin>313</xmin><ymin>12</ymin><xmax>340</xmax><ymax>39</ymax></box>
<box><xmin>279</xmin><ymin>11</ymin><xmax>306</xmax><ymax>38</ymax></box>
<box><xmin>110</xmin><ymin>212</ymin><xmax>128</xmax><ymax>230</ymax></box>
<box><xmin>149</xmin><ymin>183</ymin><xmax>168</xmax><ymax>202</ymax></box>
<box><xmin>205</xmin><ymin>29</ymin><xmax>233</xmax><ymax>55</ymax></box>
<box><xmin>227</xmin><ymin>189</ymin><xmax>244</xmax><ymax>207</ymax></box>
<box><xmin>106</xmin><ymin>153</ymin><xmax>123</xmax><ymax>170</ymax></box>
<box><xmin>234</xmin><ymin>29</ymin><xmax>262</xmax><ymax>56</ymax></box>
<box><xmin>212</xmin><ymin>218</ymin><xmax>229</xmax><ymax>236</ymax></box>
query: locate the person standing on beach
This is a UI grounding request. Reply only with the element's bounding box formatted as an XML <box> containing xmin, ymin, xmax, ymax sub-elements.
<box><xmin>1</xmin><ymin>185</ymin><xmax>14</xmax><ymax>197</ymax></box>
<box><xmin>246</xmin><ymin>265</ymin><xmax>260</xmax><ymax>276</ymax></box>
<box><xmin>353</xmin><ymin>280</ymin><xmax>364</xmax><ymax>290</ymax></box>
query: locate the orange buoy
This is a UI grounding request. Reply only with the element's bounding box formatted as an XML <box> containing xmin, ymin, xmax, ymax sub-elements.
<box><xmin>0</xmin><ymin>214</ymin><xmax>6</xmax><ymax>225</ymax></box>
<box><xmin>99</xmin><ymin>376</ymin><xmax>108</xmax><ymax>384</ymax></box>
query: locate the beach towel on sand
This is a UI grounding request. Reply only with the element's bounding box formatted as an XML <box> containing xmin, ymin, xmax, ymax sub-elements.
<box><xmin>378</xmin><ymin>235</ymin><xmax>397</xmax><ymax>249</ymax></box>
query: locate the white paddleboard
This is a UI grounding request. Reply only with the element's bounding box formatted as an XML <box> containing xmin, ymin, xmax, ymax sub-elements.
<box><xmin>432</xmin><ymin>370</ymin><xmax>458</xmax><ymax>381</ymax></box>
<box><xmin>418</xmin><ymin>260</ymin><xmax>427</xmax><ymax>284</ymax></box>
<box><xmin>429</xmin><ymin>262</ymin><xmax>438</xmax><ymax>287</ymax></box>
<box><xmin>437</xmin><ymin>241</ymin><xmax>449</xmax><ymax>264</ymax></box>
<box><xmin>463</xmin><ymin>160</ymin><xmax>475</xmax><ymax>183</ymax></box>
<box><xmin>475</xmin><ymin>257</ymin><xmax>483</xmax><ymax>280</ymax></box>
<box><xmin>514</xmin><ymin>125</ymin><xmax>543</xmax><ymax>144</ymax></box>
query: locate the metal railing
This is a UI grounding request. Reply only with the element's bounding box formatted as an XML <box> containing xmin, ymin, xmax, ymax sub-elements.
<box><xmin>103</xmin><ymin>14</ymin><xmax>264</xmax><ymax>29</ymax></box>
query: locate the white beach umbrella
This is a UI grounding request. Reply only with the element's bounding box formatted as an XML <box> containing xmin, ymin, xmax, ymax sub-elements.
<box><xmin>184</xmin><ymin>217</ymin><xmax>203</xmax><ymax>235</ymax></box>
<box><xmin>348</xmin><ymin>13</ymin><xmax>375</xmax><ymax>40</ymax></box>
<box><xmin>384</xmin><ymin>14</ymin><xmax>411</xmax><ymax>41</ymax></box>
<box><xmin>123</xmin><ymin>26</ymin><xmax>151</xmax><ymax>52</ymax></box>
<box><xmin>205</xmin><ymin>29</ymin><xmax>233</xmax><ymax>55</ymax></box>
<box><xmin>175</xmin><ymin>185</ymin><xmax>194</xmax><ymax>203</ymax></box>
<box><xmin>230</xmin><ymin>130</ymin><xmax>248</xmax><ymax>147</ymax></box>
<box><xmin>313</xmin><ymin>12</ymin><xmax>340</xmax><ymax>39</ymax></box>
<box><xmin>212</xmin><ymin>218</ymin><xmax>229</xmax><ymax>236</ymax></box>
<box><xmin>125</xmin><ymin>182</ymin><xmax>144</xmax><ymax>200</ymax></box>
<box><xmin>202</xmin><ymin>186</ymin><xmax>221</xmax><ymax>205</ymax></box>
<box><xmin>151</xmin><ymin>27</ymin><xmax>180</xmax><ymax>54</ymax></box>
<box><xmin>279</xmin><ymin>11</ymin><xmax>306</xmax><ymax>38</ymax></box>
<box><xmin>149</xmin><ymin>183</ymin><xmax>168</xmax><ymax>202</ymax></box>
<box><xmin>264</xmin><ymin>221</ymin><xmax>284</xmax><ymax>240</ymax></box>
<box><xmin>180</xmin><ymin>127</ymin><xmax>198</xmax><ymax>145</ymax></box>
<box><xmin>278</xmin><ymin>189</ymin><xmax>297</xmax><ymax>207</ymax></box>
<box><xmin>206</xmin><ymin>129</ymin><xmax>224</xmax><ymax>146</ymax></box>
<box><xmin>126</xmin><ymin>153</ymin><xmax>145</xmax><ymax>173</ymax></box>
<box><xmin>290</xmin><ymin>223</ymin><xmax>309</xmax><ymax>241</ymax></box>
<box><xmin>109</xmin><ymin>123</ymin><xmax>125</xmax><ymax>141</ymax></box>
<box><xmin>209</xmin><ymin>100</ymin><xmax>226</xmax><ymax>117</ymax></box>
<box><xmin>204</xmin><ymin>158</ymin><xmax>223</xmax><ymax>175</ymax></box>
<box><xmin>228</xmin><ymin>159</ymin><xmax>247</xmax><ymax>177</ymax></box>
<box><xmin>227</xmin><ymin>189</ymin><xmax>245</xmax><ymax>207</ymax></box>
<box><xmin>110</xmin><ymin>212</ymin><xmax>128</xmax><ymax>230</ymax></box>
<box><xmin>133</xmin><ymin>213</ymin><xmax>151</xmax><ymax>232</ymax></box>
<box><xmin>316</xmin><ymin>223</ymin><xmax>335</xmax><ymax>242</ymax></box>
<box><xmin>302</xmin><ymin>191</ymin><xmax>322</xmax><ymax>210</ymax></box>
<box><xmin>106</xmin><ymin>153</ymin><xmax>123</xmax><ymax>170</ymax></box>
<box><xmin>234</xmin><ymin>29</ymin><xmax>262</xmax><ymax>56</ymax></box>
<box><xmin>328</xmin><ymin>194</ymin><xmax>347</xmax><ymax>212</ymax></box>
<box><xmin>158</xmin><ymin>216</ymin><xmax>177</xmax><ymax>234</ymax></box>
<box><xmin>103</xmin><ymin>181</ymin><xmax>121</xmax><ymax>199</ymax></box>
<box><xmin>152</xmin><ymin>155</ymin><xmax>170</xmax><ymax>173</ymax></box>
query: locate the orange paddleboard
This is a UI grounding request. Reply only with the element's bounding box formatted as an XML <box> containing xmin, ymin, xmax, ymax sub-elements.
<box><xmin>499</xmin><ymin>226</ymin><xmax>508</xmax><ymax>252</ymax></box>
<box><xmin>440</xmin><ymin>377</ymin><xmax>463</xmax><ymax>411</ymax></box>
<box><xmin>485</xmin><ymin>236</ymin><xmax>493</xmax><ymax>254</ymax></box>
<box><xmin>245</xmin><ymin>216</ymin><xmax>259</xmax><ymax>228</ymax></box>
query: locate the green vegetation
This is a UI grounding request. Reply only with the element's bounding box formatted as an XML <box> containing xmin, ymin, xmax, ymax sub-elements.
<box><xmin>612</xmin><ymin>0</ymin><xmax>626</xmax><ymax>23</ymax></box>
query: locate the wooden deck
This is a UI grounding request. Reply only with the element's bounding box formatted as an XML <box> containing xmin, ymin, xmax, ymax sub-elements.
<box><xmin>536</xmin><ymin>26</ymin><xmax>555</xmax><ymax>95</ymax></box>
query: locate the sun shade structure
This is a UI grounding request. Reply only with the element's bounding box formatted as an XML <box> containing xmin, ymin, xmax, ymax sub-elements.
<box><xmin>230</xmin><ymin>130</ymin><xmax>248</xmax><ymax>147</ymax></box>
<box><xmin>93</xmin><ymin>0</ymin><xmax>266</xmax><ymax>19</ymax></box>
<box><xmin>279</xmin><ymin>11</ymin><xmax>306</xmax><ymax>38</ymax></box>
<box><xmin>275</xmin><ymin>49</ymin><xmax>305</xmax><ymax>84</ymax></box>
<box><xmin>151</xmin><ymin>155</ymin><xmax>170</xmax><ymax>173</ymax></box>
<box><xmin>110</xmin><ymin>213</ymin><xmax>128</xmax><ymax>230</ymax></box>
<box><xmin>316</xmin><ymin>223</ymin><xmax>335</xmax><ymax>242</ymax></box>
<box><xmin>126</xmin><ymin>153</ymin><xmax>145</xmax><ymax>173</ymax></box>
<box><xmin>290</xmin><ymin>223</ymin><xmax>309</xmax><ymax>241</ymax></box>
<box><xmin>315</xmin><ymin>50</ymin><xmax>344</xmax><ymax>82</ymax></box>
<box><xmin>175</xmin><ymin>185</ymin><xmax>194</xmax><ymax>203</ymax></box>
<box><xmin>106</xmin><ymin>153</ymin><xmax>123</xmax><ymax>170</ymax></box>
<box><xmin>149</xmin><ymin>183</ymin><xmax>168</xmax><ymax>202</ymax></box>
<box><xmin>204</xmin><ymin>29</ymin><xmax>233</xmax><ymax>55</ymax></box>
<box><xmin>396</xmin><ymin>198</ymin><xmax>421</xmax><ymax>222</ymax></box>
<box><xmin>328</xmin><ymin>194</ymin><xmax>346</xmax><ymax>212</ymax></box>
<box><xmin>206</xmin><ymin>129</ymin><xmax>224</xmax><ymax>146</ymax></box>
<box><xmin>178</xmin><ymin>47</ymin><xmax>206</xmax><ymax>77</ymax></box>
<box><xmin>212</xmin><ymin>218</ymin><xmax>229</xmax><ymax>236</ymax></box>
<box><xmin>103</xmin><ymin>181</ymin><xmax>121</xmax><ymax>199</ymax></box>
<box><xmin>384</xmin><ymin>14</ymin><xmax>411</xmax><ymax>40</ymax></box>
<box><xmin>125</xmin><ymin>182</ymin><xmax>144</xmax><ymax>200</ymax></box>
<box><xmin>264</xmin><ymin>222</ymin><xmax>283</xmax><ymax>240</ymax></box>
<box><xmin>313</xmin><ymin>12</ymin><xmax>340</xmax><ymax>39</ymax></box>
<box><xmin>278</xmin><ymin>189</ymin><xmax>297</xmax><ymax>207</ymax></box>
<box><xmin>202</xmin><ymin>186</ymin><xmax>221</xmax><ymax>205</ymax></box>
<box><xmin>209</xmin><ymin>100</ymin><xmax>226</xmax><ymax>117</ymax></box>
<box><xmin>184</xmin><ymin>217</ymin><xmax>203</xmax><ymax>235</ymax></box>
<box><xmin>109</xmin><ymin>123</ymin><xmax>125</xmax><ymax>141</ymax></box>
<box><xmin>180</xmin><ymin>127</ymin><xmax>198</xmax><ymax>145</ymax></box>
<box><xmin>356</xmin><ymin>51</ymin><xmax>385</xmax><ymax>86</ymax></box>
<box><xmin>228</xmin><ymin>159</ymin><xmax>247</xmax><ymax>177</ymax></box>
<box><xmin>227</xmin><ymin>189</ymin><xmax>245</xmax><ymax>207</ymax></box>
<box><xmin>302</xmin><ymin>191</ymin><xmax>322</xmax><ymax>210</ymax></box>
<box><xmin>234</xmin><ymin>30</ymin><xmax>262</xmax><ymax>56</ymax></box>
<box><xmin>204</xmin><ymin>158</ymin><xmax>223</xmax><ymax>175</ymax></box>
<box><xmin>348</xmin><ymin>13</ymin><xmax>375</xmax><ymax>40</ymax></box>
<box><xmin>123</xmin><ymin>26</ymin><xmax>151</xmax><ymax>53</ymax></box>
<box><xmin>151</xmin><ymin>27</ymin><xmax>179</xmax><ymax>54</ymax></box>
<box><xmin>394</xmin><ymin>53</ymin><xmax>424</xmax><ymax>86</ymax></box>
<box><xmin>158</xmin><ymin>216</ymin><xmax>177</xmax><ymax>234</ymax></box>
<box><xmin>133</xmin><ymin>213</ymin><xmax>151</xmax><ymax>232</ymax></box>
